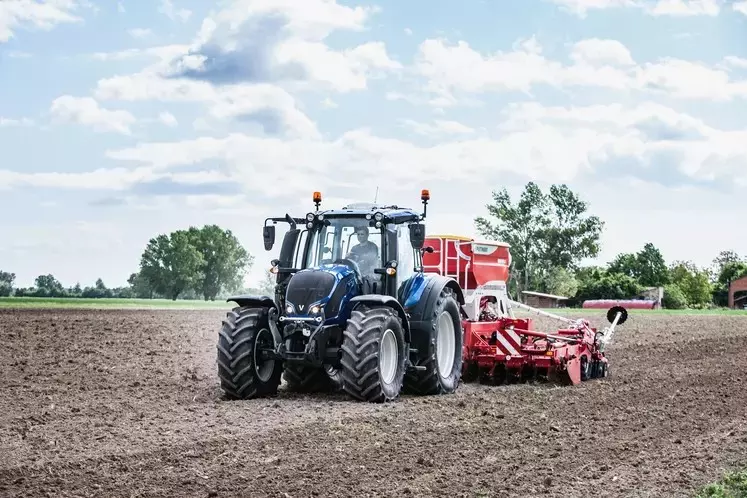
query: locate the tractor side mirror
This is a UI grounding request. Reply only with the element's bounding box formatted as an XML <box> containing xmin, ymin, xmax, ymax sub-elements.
<box><xmin>263</xmin><ymin>225</ymin><xmax>276</xmax><ymax>251</ymax></box>
<box><xmin>409</xmin><ymin>223</ymin><xmax>425</xmax><ymax>250</ymax></box>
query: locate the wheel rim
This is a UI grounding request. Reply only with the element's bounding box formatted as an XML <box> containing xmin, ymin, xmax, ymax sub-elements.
<box><xmin>437</xmin><ymin>310</ymin><xmax>456</xmax><ymax>378</ymax></box>
<box><xmin>254</xmin><ymin>328</ymin><xmax>275</xmax><ymax>382</ymax></box>
<box><xmin>379</xmin><ymin>328</ymin><xmax>398</xmax><ymax>385</ymax></box>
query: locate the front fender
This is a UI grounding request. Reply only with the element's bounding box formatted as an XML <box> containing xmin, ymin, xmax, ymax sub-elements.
<box><xmin>346</xmin><ymin>295</ymin><xmax>411</xmax><ymax>342</ymax></box>
<box><xmin>226</xmin><ymin>294</ymin><xmax>276</xmax><ymax>310</ymax></box>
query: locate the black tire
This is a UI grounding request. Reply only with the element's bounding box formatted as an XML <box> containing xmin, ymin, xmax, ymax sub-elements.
<box><xmin>580</xmin><ymin>355</ymin><xmax>591</xmax><ymax>381</ymax></box>
<box><xmin>216</xmin><ymin>307</ymin><xmax>282</xmax><ymax>400</ymax></box>
<box><xmin>404</xmin><ymin>287</ymin><xmax>463</xmax><ymax>395</ymax></box>
<box><xmin>283</xmin><ymin>363</ymin><xmax>343</xmax><ymax>393</ymax></box>
<box><xmin>340</xmin><ymin>306</ymin><xmax>406</xmax><ymax>403</ymax></box>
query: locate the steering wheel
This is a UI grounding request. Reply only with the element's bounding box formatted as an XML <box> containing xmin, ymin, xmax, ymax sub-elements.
<box><xmin>332</xmin><ymin>258</ymin><xmax>363</xmax><ymax>280</ymax></box>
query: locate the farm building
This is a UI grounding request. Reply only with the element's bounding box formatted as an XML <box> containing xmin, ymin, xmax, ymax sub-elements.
<box><xmin>521</xmin><ymin>291</ymin><xmax>568</xmax><ymax>308</ymax></box>
<box><xmin>729</xmin><ymin>275</ymin><xmax>747</xmax><ymax>309</ymax></box>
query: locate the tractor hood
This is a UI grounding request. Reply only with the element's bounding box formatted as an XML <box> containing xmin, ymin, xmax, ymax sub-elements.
<box><xmin>284</xmin><ymin>264</ymin><xmax>357</xmax><ymax>317</ymax></box>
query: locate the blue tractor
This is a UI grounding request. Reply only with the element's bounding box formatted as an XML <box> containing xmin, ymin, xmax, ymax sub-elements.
<box><xmin>216</xmin><ymin>190</ymin><xmax>466</xmax><ymax>403</ymax></box>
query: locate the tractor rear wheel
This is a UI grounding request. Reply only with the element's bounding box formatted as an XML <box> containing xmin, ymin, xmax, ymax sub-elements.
<box><xmin>216</xmin><ymin>307</ymin><xmax>282</xmax><ymax>400</ymax></box>
<box><xmin>283</xmin><ymin>363</ymin><xmax>343</xmax><ymax>393</ymax></box>
<box><xmin>340</xmin><ymin>305</ymin><xmax>406</xmax><ymax>403</ymax></box>
<box><xmin>404</xmin><ymin>287</ymin><xmax>463</xmax><ymax>395</ymax></box>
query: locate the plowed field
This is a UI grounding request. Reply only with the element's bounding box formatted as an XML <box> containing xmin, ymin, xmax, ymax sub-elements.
<box><xmin>1</xmin><ymin>308</ymin><xmax>746</xmax><ymax>497</ymax></box>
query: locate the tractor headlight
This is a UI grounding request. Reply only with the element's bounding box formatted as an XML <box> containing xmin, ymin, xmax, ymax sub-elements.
<box><xmin>306</xmin><ymin>221</ymin><xmax>313</xmax><ymax>229</ymax></box>
<box><xmin>374</xmin><ymin>212</ymin><xmax>383</xmax><ymax>221</ymax></box>
<box><xmin>375</xmin><ymin>221</ymin><xmax>382</xmax><ymax>228</ymax></box>
<box><xmin>306</xmin><ymin>213</ymin><xmax>315</xmax><ymax>221</ymax></box>
<box><xmin>317</xmin><ymin>214</ymin><xmax>324</xmax><ymax>220</ymax></box>
<box><xmin>286</xmin><ymin>304</ymin><xmax>294</xmax><ymax>314</ymax></box>
<box><xmin>310</xmin><ymin>305</ymin><xmax>321</xmax><ymax>314</ymax></box>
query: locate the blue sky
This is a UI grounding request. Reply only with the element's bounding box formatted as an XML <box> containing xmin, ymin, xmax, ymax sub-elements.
<box><xmin>1</xmin><ymin>0</ymin><xmax>747</xmax><ymax>289</ymax></box>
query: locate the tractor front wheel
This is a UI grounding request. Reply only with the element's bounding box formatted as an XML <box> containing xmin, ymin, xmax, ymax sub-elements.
<box><xmin>340</xmin><ymin>306</ymin><xmax>406</xmax><ymax>403</ymax></box>
<box><xmin>216</xmin><ymin>307</ymin><xmax>282</xmax><ymax>400</ymax></box>
<box><xmin>404</xmin><ymin>287</ymin><xmax>463</xmax><ymax>395</ymax></box>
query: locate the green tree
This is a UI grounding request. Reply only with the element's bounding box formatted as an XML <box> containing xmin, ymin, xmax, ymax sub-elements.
<box><xmin>139</xmin><ymin>230</ymin><xmax>204</xmax><ymax>300</ymax></box>
<box><xmin>662</xmin><ymin>284</ymin><xmax>687</xmax><ymax>309</ymax></box>
<box><xmin>574</xmin><ymin>271</ymin><xmax>642</xmax><ymax>303</ymax></box>
<box><xmin>607</xmin><ymin>243</ymin><xmax>669</xmax><ymax>287</ymax></box>
<box><xmin>669</xmin><ymin>261</ymin><xmax>712</xmax><ymax>307</ymax></box>
<box><xmin>710</xmin><ymin>250</ymin><xmax>742</xmax><ymax>280</ymax></box>
<box><xmin>635</xmin><ymin>243</ymin><xmax>669</xmax><ymax>287</ymax></box>
<box><xmin>542</xmin><ymin>266</ymin><xmax>578</xmax><ymax>297</ymax></box>
<box><xmin>34</xmin><ymin>274</ymin><xmax>65</xmax><ymax>297</ymax></box>
<box><xmin>127</xmin><ymin>272</ymin><xmax>154</xmax><ymax>299</ymax></box>
<box><xmin>475</xmin><ymin>182</ymin><xmax>603</xmax><ymax>296</ymax></box>
<box><xmin>187</xmin><ymin>225</ymin><xmax>253</xmax><ymax>300</ymax></box>
<box><xmin>0</xmin><ymin>271</ymin><xmax>15</xmax><ymax>297</ymax></box>
<box><xmin>539</xmin><ymin>184</ymin><xmax>604</xmax><ymax>270</ymax></box>
<box><xmin>712</xmin><ymin>258</ymin><xmax>747</xmax><ymax>307</ymax></box>
<box><xmin>607</xmin><ymin>253</ymin><xmax>638</xmax><ymax>279</ymax></box>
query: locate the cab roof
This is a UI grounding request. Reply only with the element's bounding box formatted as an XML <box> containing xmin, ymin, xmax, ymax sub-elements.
<box><xmin>318</xmin><ymin>202</ymin><xmax>422</xmax><ymax>224</ymax></box>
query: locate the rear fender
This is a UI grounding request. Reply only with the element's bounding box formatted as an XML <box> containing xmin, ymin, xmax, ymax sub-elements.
<box><xmin>345</xmin><ymin>295</ymin><xmax>411</xmax><ymax>342</ymax></box>
<box><xmin>407</xmin><ymin>274</ymin><xmax>465</xmax><ymax>333</ymax></box>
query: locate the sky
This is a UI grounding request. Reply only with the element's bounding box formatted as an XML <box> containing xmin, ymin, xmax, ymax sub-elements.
<box><xmin>1</xmin><ymin>0</ymin><xmax>747</xmax><ymax>289</ymax></box>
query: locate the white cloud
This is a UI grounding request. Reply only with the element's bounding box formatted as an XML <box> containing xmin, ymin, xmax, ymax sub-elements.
<box><xmin>0</xmin><ymin>117</ymin><xmax>34</xmax><ymax>127</ymax></box>
<box><xmin>89</xmin><ymin>44</ymin><xmax>189</xmax><ymax>62</ymax></box>
<box><xmin>735</xmin><ymin>1</ymin><xmax>747</xmax><ymax>15</ymax></box>
<box><xmin>570</xmin><ymin>38</ymin><xmax>635</xmax><ymax>66</ymax></box>
<box><xmin>49</xmin><ymin>95</ymin><xmax>136</xmax><ymax>135</ymax></box>
<box><xmin>413</xmin><ymin>36</ymin><xmax>747</xmax><ymax>104</ymax></box>
<box><xmin>95</xmin><ymin>74</ymin><xmax>319</xmax><ymax>138</ymax></box>
<box><xmin>724</xmin><ymin>56</ymin><xmax>747</xmax><ymax>69</ymax></box>
<box><xmin>158</xmin><ymin>111</ymin><xmax>177</xmax><ymax>127</ymax></box>
<box><xmin>127</xmin><ymin>28</ymin><xmax>152</xmax><ymax>39</ymax></box>
<box><xmin>547</xmin><ymin>0</ymin><xmax>721</xmax><ymax>17</ymax></box>
<box><xmin>158</xmin><ymin>0</ymin><xmax>191</xmax><ymax>22</ymax></box>
<box><xmin>18</xmin><ymin>101</ymin><xmax>729</xmax><ymax>202</ymax></box>
<box><xmin>274</xmin><ymin>40</ymin><xmax>402</xmax><ymax>92</ymax></box>
<box><xmin>647</xmin><ymin>0</ymin><xmax>720</xmax><ymax>16</ymax></box>
<box><xmin>0</xmin><ymin>0</ymin><xmax>86</xmax><ymax>42</ymax></box>
<box><xmin>87</xmin><ymin>0</ymin><xmax>398</xmax><ymax>138</ymax></box>
<box><xmin>498</xmin><ymin>101</ymin><xmax>747</xmax><ymax>185</ymax></box>
<box><xmin>400</xmin><ymin>119</ymin><xmax>476</xmax><ymax>137</ymax></box>
<box><xmin>204</xmin><ymin>0</ymin><xmax>374</xmax><ymax>41</ymax></box>
<box><xmin>321</xmin><ymin>97</ymin><xmax>338</xmax><ymax>108</ymax></box>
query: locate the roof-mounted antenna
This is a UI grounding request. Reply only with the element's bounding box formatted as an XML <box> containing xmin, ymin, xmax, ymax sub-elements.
<box><xmin>373</xmin><ymin>186</ymin><xmax>379</xmax><ymax>204</ymax></box>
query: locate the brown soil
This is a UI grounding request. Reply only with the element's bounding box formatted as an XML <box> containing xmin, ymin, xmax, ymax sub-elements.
<box><xmin>1</xmin><ymin>308</ymin><xmax>746</xmax><ymax>497</ymax></box>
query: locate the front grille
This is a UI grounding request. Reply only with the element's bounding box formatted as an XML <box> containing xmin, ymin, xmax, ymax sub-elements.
<box><xmin>285</xmin><ymin>270</ymin><xmax>336</xmax><ymax>312</ymax></box>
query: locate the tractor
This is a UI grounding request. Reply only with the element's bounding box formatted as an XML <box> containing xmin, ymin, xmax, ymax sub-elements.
<box><xmin>216</xmin><ymin>190</ymin><xmax>466</xmax><ymax>403</ymax></box>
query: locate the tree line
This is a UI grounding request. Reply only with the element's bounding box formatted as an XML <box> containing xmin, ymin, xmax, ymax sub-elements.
<box><xmin>1</xmin><ymin>185</ymin><xmax>745</xmax><ymax>308</ymax></box>
<box><xmin>475</xmin><ymin>182</ymin><xmax>747</xmax><ymax>309</ymax></box>
<box><xmin>0</xmin><ymin>225</ymin><xmax>260</xmax><ymax>301</ymax></box>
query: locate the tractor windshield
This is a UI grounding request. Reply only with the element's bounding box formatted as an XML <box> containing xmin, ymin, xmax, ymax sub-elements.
<box><xmin>304</xmin><ymin>217</ymin><xmax>384</xmax><ymax>279</ymax></box>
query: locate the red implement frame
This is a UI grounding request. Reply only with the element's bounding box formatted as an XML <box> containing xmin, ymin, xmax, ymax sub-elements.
<box><xmin>422</xmin><ymin>234</ymin><xmax>627</xmax><ymax>386</ymax></box>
